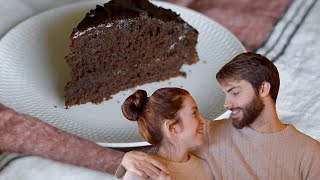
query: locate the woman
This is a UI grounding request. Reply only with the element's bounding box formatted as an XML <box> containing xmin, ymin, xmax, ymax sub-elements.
<box><xmin>121</xmin><ymin>87</ymin><xmax>212</xmax><ymax>180</ymax></box>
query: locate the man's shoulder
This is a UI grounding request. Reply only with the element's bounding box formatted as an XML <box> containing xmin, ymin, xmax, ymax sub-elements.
<box><xmin>290</xmin><ymin>125</ymin><xmax>320</xmax><ymax>150</ymax></box>
<box><xmin>205</xmin><ymin>119</ymin><xmax>234</xmax><ymax>137</ymax></box>
<box><xmin>206</xmin><ymin>118</ymin><xmax>232</xmax><ymax>128</ymax></box>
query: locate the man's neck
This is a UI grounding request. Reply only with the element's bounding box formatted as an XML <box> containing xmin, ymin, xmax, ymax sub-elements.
<box><xmin>249</xmin><ymin>104</ymin><xmax>286</xmax><ymax>133</ymax></box>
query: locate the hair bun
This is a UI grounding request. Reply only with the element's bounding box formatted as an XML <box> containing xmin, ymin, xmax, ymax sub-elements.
<box><xmin>121</xmin><ymin>90</ymin><xmax>148</xmax><ymax>121</ymax></box>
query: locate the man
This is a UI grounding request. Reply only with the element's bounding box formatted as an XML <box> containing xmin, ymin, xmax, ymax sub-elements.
<box><xmin>117</xmin><ymin>52</ymin><xmax>320</xmax><ymax>179</ymax></box>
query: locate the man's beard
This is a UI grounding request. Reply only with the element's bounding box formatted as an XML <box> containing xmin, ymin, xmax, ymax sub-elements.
<box><xmin>231</xmin><ymin>94</ymin><xmax>264</xmax><ymax>129</ymax></box>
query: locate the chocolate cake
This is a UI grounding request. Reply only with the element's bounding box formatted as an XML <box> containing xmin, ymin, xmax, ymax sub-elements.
<box><xmin>64</xmin><ymin>0</ymin><xmax>199</xmax><ymax>107</ymax></box>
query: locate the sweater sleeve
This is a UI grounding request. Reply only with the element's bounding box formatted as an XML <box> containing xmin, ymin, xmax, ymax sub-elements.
<box><xmin>123</xmin><ymin>171</ymin><xmax>147</xmax><ymax>180</ymax></box>
<box><xmin>303</xmin><ymin>141</ymin><xmax>320</xmax><ymax>180</ymax></box>
<box><xmin>115</xmin><ymin>164</ymin><xmax>127</xmax><ymax>179</ymax></box>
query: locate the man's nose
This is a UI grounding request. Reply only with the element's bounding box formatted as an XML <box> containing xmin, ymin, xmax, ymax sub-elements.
<box><xmin>224</xmin><ymin>97</ymin><xmax>232</xmax><ymax>109</ymax></box>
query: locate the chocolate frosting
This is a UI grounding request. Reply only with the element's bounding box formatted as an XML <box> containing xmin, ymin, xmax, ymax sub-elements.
<box><xmin>72</xmin><ymin>0</ymin><xmax>183</xmax><ymax>38</ymax></box>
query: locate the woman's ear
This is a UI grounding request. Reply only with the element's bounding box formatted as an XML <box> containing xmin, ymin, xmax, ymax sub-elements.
<box><xmin>163</xmin><ymin>120</ymin><xmax>181</xmax><ymax>136</ymax></box>
<box><xmin>260</xmin><ymin>81</ymin><xmax>271</xmax><ymax>97</ymax></box>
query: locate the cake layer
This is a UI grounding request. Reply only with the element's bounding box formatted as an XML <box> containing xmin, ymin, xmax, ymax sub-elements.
<box><xmin>64</xmin><ymin>0</ymin><xmax>198</xmax><ymax>107</ymax></box>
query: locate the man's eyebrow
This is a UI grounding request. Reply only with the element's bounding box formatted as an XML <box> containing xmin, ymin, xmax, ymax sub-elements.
<box><xmin>227</xmin><ymin>86</ymin><xmax>239</xmax><ymax>93</ymax></box>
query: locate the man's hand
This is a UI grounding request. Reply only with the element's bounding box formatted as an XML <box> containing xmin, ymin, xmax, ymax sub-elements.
<box><xmin>122</xmin><ymin>151</ymin><xmax>170</xmax><ymax>179</ymax></box>
<box><xmin>157</xmin><ymin>171</ymin><xmax>174</xmax><ymax>180</ymax></box>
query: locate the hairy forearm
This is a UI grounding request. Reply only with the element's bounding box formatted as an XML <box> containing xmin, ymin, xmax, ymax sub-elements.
<box><xmin>0</xmin><ymin>103</ymin><xmax>124</xmax><ymax>174</ymax></box>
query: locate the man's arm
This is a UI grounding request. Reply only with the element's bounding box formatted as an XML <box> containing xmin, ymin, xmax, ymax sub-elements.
<box><xmin>303</xmin><ymin>141</ymin><xmax>320</xmax><ymax>179</ymax></box>
<box><xmin>116</xmin><ymin>151</ymin><xmax>170</xmax><ymax>179</ymax></box>
<box><xmin>0</xmin><ymin>103</ymin><xmax>124</xmax><ymax>174</ymax></box>
<box><xmin>122</xmin><ymin>170</ymin><xmax>172</xmax><ymax>180</ymax></box>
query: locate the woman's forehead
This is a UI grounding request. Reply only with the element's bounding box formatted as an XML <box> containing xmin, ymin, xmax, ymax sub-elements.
<box><xmin>181</xmin><ymin>95</ymin><xmax>197</xmax><ymax>109</ymax></box>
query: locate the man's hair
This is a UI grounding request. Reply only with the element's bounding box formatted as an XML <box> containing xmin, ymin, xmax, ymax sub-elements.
<box><xmin>216</xmin><ymin>52</ymin><xmax>280</xmax><ymax>102</ymax></box>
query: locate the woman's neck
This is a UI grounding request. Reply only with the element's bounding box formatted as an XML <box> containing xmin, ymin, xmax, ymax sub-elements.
<box><xmin>156</xmin><ymin>145</ymin><xmax>189</xmax><ymax>163</ymax></box>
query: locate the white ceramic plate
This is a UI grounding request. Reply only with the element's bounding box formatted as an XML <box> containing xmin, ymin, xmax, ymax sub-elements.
<box><xmin>0</xmin><ymin>0</ymin><xmax>244</xmax><ymax>147</ymax></box>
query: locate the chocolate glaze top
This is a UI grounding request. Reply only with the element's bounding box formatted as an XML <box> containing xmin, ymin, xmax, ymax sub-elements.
<box><xmin>72</xmin><ymin>0</ymin><xmax>184</xmax><ymax>38</ymax></box>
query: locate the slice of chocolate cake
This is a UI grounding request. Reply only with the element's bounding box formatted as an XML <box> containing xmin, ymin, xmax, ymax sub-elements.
<box><xmin>64</xmin><ymin>0</ymin><xmax>198</xmax><ymax>107</ymax></box>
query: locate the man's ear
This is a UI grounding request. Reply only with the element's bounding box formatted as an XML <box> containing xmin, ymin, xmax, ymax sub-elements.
<box><xmin>260</xmin><ymin>81</ymin><xmax>271</xmax><ymax>97</ymax></box>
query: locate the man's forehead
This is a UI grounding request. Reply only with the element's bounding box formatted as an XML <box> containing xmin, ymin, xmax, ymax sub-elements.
<box><xmin>219</xmin><ymin>79</ymin><xmax>250</xmax><ymax>91</ymax></box>
<box><xmin>220</xmin><ymin>78</ymin><xmax>243</xmax><ymax>86</ymax></box>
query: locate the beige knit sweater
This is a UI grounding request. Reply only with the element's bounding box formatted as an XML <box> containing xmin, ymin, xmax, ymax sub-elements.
<box><xmin>123</xmin><ymin>154</ymin><xmax>213</xmax><ymax>180</ymax></box>
<box><xmin>198</xmin><ymin>119</ymin><xmax>320</xmax><ymax>180</ymax></box>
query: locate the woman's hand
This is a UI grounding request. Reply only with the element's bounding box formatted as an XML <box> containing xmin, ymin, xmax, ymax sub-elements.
<box><xmin>122</xmin><ymin>151</ymin><xmax>170</xmax><ymax>179</ymax></box>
